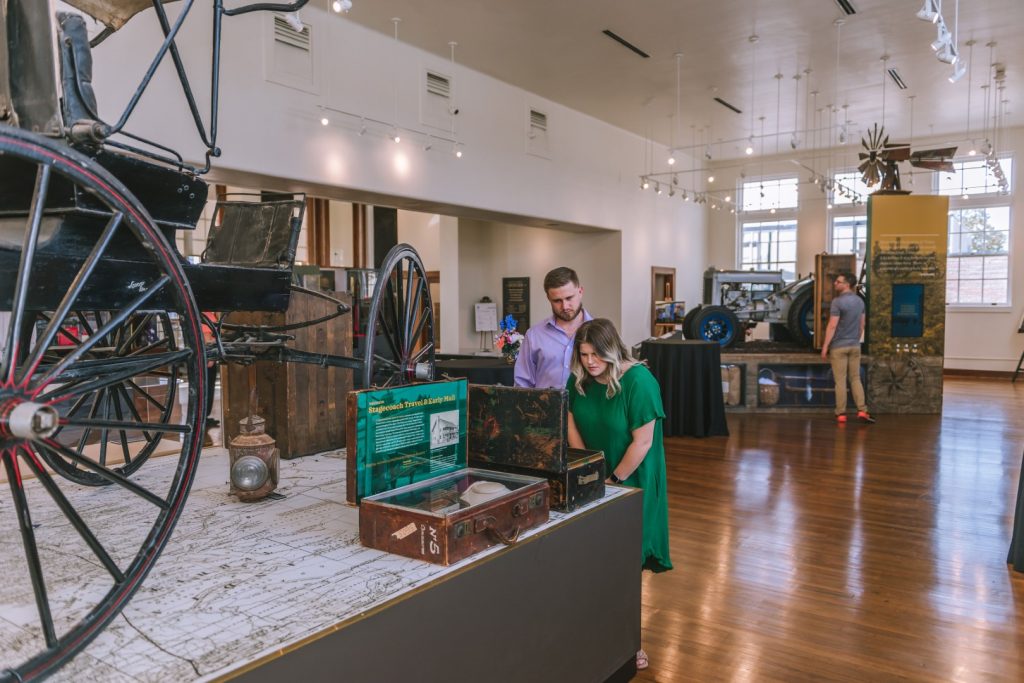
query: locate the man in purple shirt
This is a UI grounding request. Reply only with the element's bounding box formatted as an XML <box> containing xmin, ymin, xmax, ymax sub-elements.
<box><xmin>515</xmin><ymin>267</ymin><xmax>593</xmax><ymax>388</ymax></box>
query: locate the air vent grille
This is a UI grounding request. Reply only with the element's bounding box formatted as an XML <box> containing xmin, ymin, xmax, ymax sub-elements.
<box><xmin>273</xmin><ymin>15</ymin><xmax>310</xmax><ymax>51</ymax></box>
<box><xmin>426</xmin><ymin>71</ymin><xmax>451</xmax><ymax>99</ymax></box>
<box><xmin>833</xmin><ymin>0</ymin><xmax>857</xmax><ymax>16</ymax></box>
<box><xmin>529</xmin><ymin>109</ymin><xmax>548</xmax><ymax>132</ymax></box>
<box><xmin>887</xmin><ymin>68</ymin><xmax>908</xmax><ymax>90</ymax></box>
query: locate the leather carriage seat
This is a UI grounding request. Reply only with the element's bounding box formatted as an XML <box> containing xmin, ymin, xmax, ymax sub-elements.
<box><xmin>56</xmin><ymin>13</ymin><xmax>100</xmax><ymax>129</ymax></box>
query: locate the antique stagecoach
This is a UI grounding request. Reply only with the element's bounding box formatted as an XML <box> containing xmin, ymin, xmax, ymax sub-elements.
<box><xmin>0</xmin><ymin>1</ymin><xmax>435</xmax><ymax>679</ymax></box>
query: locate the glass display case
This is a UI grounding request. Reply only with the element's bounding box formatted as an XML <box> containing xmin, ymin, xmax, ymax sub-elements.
<box><xmin>359</xmin><ymin>468</ymin><xmax>549</xmax><ymax>565</ymax></box>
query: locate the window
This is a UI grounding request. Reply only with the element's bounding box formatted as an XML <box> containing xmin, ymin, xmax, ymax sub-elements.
<box><xmin>741</xmin><ymin>177</ymin><xmax>798</xmax><ymax>212</ymax></box>
<box><xmin>738</xmin><ymin>175</ymin><xmax>799</xmax><ymax>280</ymax></box>
<box><xmin>941</xmin><ymin>156</ymin><xmax>1013</xmax><ymax>306</ymax></box>
<box><xmin>740</xmin><ymin>220</ymin><xmax>797</xmax><ymax>280</ymax></box>
<box><xmin>830</xmin><ymin>171</ymin><xmax>870</xmax><ymax>207</ymax></box>
<box><xmin>937</xmin><ymin>157</ymin><xmax>1013</xmax><ymax>197</ymax></box>
<box><xmin>831</xmin><ymin>215</ymin><xmax>867</xmax><ymax>260</ymax></box>
<box><xmin>946</xmin><ymin>206</ymin><xmax>1010</xmax><ymax>305</ymax></box>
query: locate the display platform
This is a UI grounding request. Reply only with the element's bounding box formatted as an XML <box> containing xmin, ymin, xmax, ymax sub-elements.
<box><xmin>721</xmin><ymin>351</ymin><xmax>872</xmax><ymax>412</ymax></box>
<box><xmin>0</xmin><ymin>447</ymin><xmax>640</xmax><ymax>682</ymax></box>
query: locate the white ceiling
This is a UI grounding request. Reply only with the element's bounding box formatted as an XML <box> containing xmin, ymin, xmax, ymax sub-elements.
<box><xmin>338</xmin><ymin>0</ymin><xmax>1022</xmax><ymax>160</ymax></box>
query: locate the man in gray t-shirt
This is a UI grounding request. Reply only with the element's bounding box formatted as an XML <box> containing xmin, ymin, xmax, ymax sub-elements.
<box><xmin>820</xmin><ymin>272</ymin><xmax>875</xmax><ymax>424</ymax></box>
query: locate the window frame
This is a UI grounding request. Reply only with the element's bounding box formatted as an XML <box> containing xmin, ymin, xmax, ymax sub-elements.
<box><xmin>939</xmin><ymin>155</ymin><xmax>1014</xmax><ymax>309</ymax></box>
<box><xmin>736</xmin><ymin>174</ymin><xmax>800</xmax><ymax>280</ymax></box>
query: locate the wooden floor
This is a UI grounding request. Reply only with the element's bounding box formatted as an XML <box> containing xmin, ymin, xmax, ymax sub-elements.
<box><xmin>637</xmin><ymin>378</ymin><xmax>1024</xmax><ymax>682</ymax></box>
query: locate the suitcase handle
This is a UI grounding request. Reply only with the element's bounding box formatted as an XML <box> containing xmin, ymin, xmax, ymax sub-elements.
<box><xmin>486</xmin><ymin>524</ymin><xmax>522</xmax><ymax>546</ymax></box>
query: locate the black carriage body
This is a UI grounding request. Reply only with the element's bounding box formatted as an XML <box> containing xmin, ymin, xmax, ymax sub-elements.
<box><xmin>0</xmin><ymin>146</ymin><xmax>297</xmax><ymax>313</ymax></box>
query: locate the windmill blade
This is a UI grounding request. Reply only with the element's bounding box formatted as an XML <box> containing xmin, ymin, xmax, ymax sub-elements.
<box><xmin>911</xmin><ymin>147</ymin><xmax>957</xmax><ymax>172</ymax></box>
<box><xmin>858</xmin><ymin>152</ymin><xmax>871</xmax><ymax>161</ymax></box>
<box><xmin>882</xmin><ymin>147</ymin><xmax>912</xmax><ymax>162</ymax></box>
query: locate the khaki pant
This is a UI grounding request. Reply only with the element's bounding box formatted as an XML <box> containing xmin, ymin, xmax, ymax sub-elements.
<box><xmin>829</xmin><ymin>345</ymin><xmax>866</xmax><ymax>415</ymax></box>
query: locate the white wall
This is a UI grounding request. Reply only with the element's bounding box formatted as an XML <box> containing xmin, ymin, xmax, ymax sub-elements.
<box><xmin>87</xmin><ymin>4</ymin><xmax>705</xmax><ymax>348</ymax></box>
<box><xmin>707</xmin><ymin>128</ymin><xmax>1023</xmax><ymax>372</ymax></box>
<box><xmin>455</xmin><ymin>220</ymin><xmax>621</xmax><ymax>353</ymax></box>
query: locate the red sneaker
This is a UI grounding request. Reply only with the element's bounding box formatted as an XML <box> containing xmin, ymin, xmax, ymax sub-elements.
<box><xmin>836</xmin><ymin>414</ymin><xmax>847</xmax><ymax>423</ymax></box>
<box><xmin>857</xmin><ymin>411</ymin><xmax>876</xmax><ymax>424</ymax></box>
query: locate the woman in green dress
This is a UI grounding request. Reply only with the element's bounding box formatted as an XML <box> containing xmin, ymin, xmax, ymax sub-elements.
<box><xmin>566</xmin><ymin>319</ymin><xmax>672</xmax><ymax>671</ymax></box>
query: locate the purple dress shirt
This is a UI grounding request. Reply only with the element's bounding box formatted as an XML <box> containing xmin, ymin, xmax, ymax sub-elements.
<box><xmin>514</xmin><ymin>310</ymin><xmax>593</xmax><ymax>388</ymax></box>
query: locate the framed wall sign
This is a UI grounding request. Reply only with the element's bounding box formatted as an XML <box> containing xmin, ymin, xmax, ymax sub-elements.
<box><xmin>502</xmin><ymin>277</ymin><xmax>530</xmax><ymax>331</ymax></box>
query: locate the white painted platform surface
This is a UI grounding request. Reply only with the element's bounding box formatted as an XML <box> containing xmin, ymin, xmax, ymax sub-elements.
<box><xmin>0</xmin><ymin>448</ymin><xmax>625</xmax><ymax>681</ymax></box>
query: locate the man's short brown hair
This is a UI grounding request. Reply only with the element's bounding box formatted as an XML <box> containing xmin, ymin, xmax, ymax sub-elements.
<box><xmin>543</xmin><ymin>267</ymin><xmax>580</xmax><ymax>292</ymax></box>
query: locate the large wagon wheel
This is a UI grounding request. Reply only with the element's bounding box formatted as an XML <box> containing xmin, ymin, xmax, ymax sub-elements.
<box><xmin>39</xmin><ymin>310</ymin><xmax>182</xmax><ymax>485</ymax></box>
<box><xmin>0</xmin><ymin>127</ymin><xmax>206</xmax><ymax>681</ymax></box>
<box><xmin>361</xmin><ymin>244</ymin><xmax>435</xmax><ymax>388</ymax></box>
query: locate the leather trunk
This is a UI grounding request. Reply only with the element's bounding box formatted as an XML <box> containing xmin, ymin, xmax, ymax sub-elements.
<box><xmin>467</xmin><ymin>384</ymin><xmax>606</xmax><ymax>511</ymax></box>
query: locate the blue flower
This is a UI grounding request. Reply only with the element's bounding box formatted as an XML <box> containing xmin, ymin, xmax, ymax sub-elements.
<box><xmin>499</xmin><ymin>314</ymin><xmax>518</xmax><ymax>332</ymax></box>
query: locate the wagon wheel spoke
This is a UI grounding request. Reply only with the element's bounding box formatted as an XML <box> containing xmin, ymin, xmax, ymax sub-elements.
<box><xmin>3</xmin><ymin>450</ymin><xmax>59</xmax><ymax>648</ymax></box>
<box><xmin>16</xmin><ymin>214</ymin><xmax>124</xmax><ymax>386</ymax></box>
<box><xmin>62</xmin><ymin>417</ymin><xmax>191</xmax><ymax>434</ymax></box>
<box><xmin>38</xmin><ymin>440</ymin><xmax>169</xmax><ymax>510</ymax></box>
<box><xmin>110</xmin><ymin>386</ymin><xmax>133</xmax><ymax>468</ymax></box>
<box><xmin>37</xmin><ymin>349</ymin><xmax>192</xmax><ymax>403</ymax></box>
<box><xmin>2</xmin><ymin>166</ymin><xmax>52</xmax><ymax>384</ymax></box>
<box><xmin>18</xmin><ymin>446</ymin><xmax>126</xmax><ymax>583</ymax></box>
<box><xmin>114</xmin><ymin>383</ymin><xmax>158</xmax><ymax>444</ymax></box>
<box><xmin>30</xmin><ymin>277</ymin><xmax>171</xmax><ymax>392</ymax></box>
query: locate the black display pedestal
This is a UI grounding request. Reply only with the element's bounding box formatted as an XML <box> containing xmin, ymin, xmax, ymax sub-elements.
<box><xmin>232</xmin><ymin>489</ymin><xmax>643</xmax><ymax>683</ymax></box>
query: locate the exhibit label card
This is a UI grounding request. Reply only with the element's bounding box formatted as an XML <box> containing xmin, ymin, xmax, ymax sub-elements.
<box><xmin>350</xmin><ymin>379</ymin><xmax>468</xmax><ymax>504</ymax></box>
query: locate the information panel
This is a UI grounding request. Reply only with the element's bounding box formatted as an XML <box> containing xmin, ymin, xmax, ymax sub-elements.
<box><xmin>346</xmin><ymin>379</ymin><xmax>468</xmax><ymax>504</ymax></box>
<box><xmin>502</xmin><ymin>277</ymin><xmax>530</xmax><ymax>331</ymax></box>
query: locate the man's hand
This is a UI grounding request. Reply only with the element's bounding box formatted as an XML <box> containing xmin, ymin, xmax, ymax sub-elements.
<box><xmin>820</xmin><ymin>346</ymin><xmax>828</xmax><ymax>360</ymax></box>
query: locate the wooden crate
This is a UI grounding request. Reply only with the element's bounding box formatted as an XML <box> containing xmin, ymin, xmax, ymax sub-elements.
<box><xmin>222</xmin><ymin>290</ymin><xmax>352</xmax><ymax>458</ymax></box>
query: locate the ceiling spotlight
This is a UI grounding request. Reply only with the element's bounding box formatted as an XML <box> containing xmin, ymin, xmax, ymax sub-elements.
<box><xmin>455</xmin><ymin>148</ymin><xmax>463</xmax><ymax>158</ymax></box>
<box><xmin>668</xmin><ymin>151</ymin><xmax>677</xmax><ymax>166</ymax></box>
<box><xmin>916</xmin><ymin>0</ymin><xmax>940</xmax><ymax>23</ymax></box>
<box><xmin>968</xmin><ymin>146</ymin><xmax>977</xmax><ymax>156</ymax></box>
<box><xmin>392</xmin><ymin>134</ymin><xmax>401</xmax><ymax>143</ymax></box>
<box><xmin>320</xmin><ymin>117</ymin><xmax>329</xmax><ymax>126</ymax></box>
<box><xmin>711</xmin><ymin>203</ymin><xmax>717</xmax><ymax>210</ymax></box>
<box><xmin>641</xmin><ymin>177</ymin><xmax>650</xmax><ymax>190</ymax></box>
<box><xmin>331</xmin><ymin>0</ymin><xmax>353</xmax><ymax>12</ymax></box>
<box><xmin>769</xmin><ymin>207</ymin><xmax>776</xmax><ymax>214</ymax></box>
<box><xmin>949</xmin><ymin>60</ymin><xmax>967</xmax><ymax>83</ymax></box>
<box><xmin>962</xmin><ymin>192</ymin><xmax>969</xmax><ymax>200</ymax></box>
<box><xmin>682</xmin><ymin>190</ymin><xmax>689</xmax><ymax>201</ymax></box>
<box><xmin>708</xmin><ymin>175</ymin><xmax>715</xmax><ymax>183</ymax></box>
<box><xmin>655</xmin><ymin>183</ymin><xmax>662</xmax><ymax>195</ymax></box>
<box><xmin>704</xmin><ymin>146</ymin><xmax>713</xmax><ymax>160</ymax></box>
<box><xmin>730</xmin><ymin>208</ymin><xmax>735</xmax><ymax>214</ymax></box>
<box><xmin>745</xmin><ymin>144</ymin><xmax>754</xmax><ymax>155</ymax></box>
<box><xmin>931</xmin><ymin>22</ymin><xmax>951</xmax><ymax>52</ymax></box>
<box><xmin>669</xmin><ymin>186</ymin><xmax>676</xmax><ymax>197</ymax></box>
<box><xmin>936</xmin><ymin>42</ymin><xmax>958</xmax><ymax>65</ymax></box>
<box><xmin>672</xmin><ymin>174</ymin><xmax>679</xmax><ymax>185</ymax></box>
<box><xmin>826</xmin><ymin>202</ymin><xmax>833</xmax><ymax>210</ymax></box>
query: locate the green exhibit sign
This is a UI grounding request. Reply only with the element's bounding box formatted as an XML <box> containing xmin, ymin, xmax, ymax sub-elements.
<box><xmin>348</xmin><ymin>379</ymin><xmax>468</xmax><ymax>503</ymax></box>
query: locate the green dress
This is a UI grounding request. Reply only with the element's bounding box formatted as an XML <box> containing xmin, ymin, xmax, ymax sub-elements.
<box><xmin>567</xmin><ymin>364</ymin><xmax>672</xmax><ymax>573</ymax></box>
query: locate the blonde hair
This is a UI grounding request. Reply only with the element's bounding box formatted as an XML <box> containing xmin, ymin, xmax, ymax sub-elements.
<box><xmin>570</xmin><ymin>318</ymin><xmax>638</xmax><ymax>398</ymax></box>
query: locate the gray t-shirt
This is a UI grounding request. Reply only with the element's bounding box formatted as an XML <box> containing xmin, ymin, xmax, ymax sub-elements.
<box><xmin>829</xmin><ymin>292</ymin><xmax>864</xmax><ymax>349</ymax></box>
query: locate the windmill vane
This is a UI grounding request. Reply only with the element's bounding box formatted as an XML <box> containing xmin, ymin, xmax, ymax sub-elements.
<box><xmin>858</xmin><ymin>124</ymin><xmax>956</xmax><ymax>193</ymax></box>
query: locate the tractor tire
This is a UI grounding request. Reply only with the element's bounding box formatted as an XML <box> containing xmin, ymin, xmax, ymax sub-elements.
<box><xmin>786</xmin><ymin>285</ymin><xmax>815</xmax><ymax>347</ymax></box>
<box><xmin>691</xmin><ymin>305</ymin><xmax>741</xmax><ymax>348</ymax></box>
<box><xmin>681</xmin><ymin>305</ymin><xmax>702</xmax><ymax>339</ymax></box>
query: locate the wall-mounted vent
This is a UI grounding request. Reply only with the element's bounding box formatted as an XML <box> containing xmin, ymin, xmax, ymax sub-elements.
<box><xmin>714</xmin><ymin>97</ymin><xmax>742</xmax><ymax>114</ymax></box>
<box><xmin>273</xmin><ymin>15</ymin><xmax>311</xmax><ymax>51</ymax></box>
<box><xmin>266</xmin><ymin>13</ymin><xmax>317</xmax><ymax>94</ymax></box>
<box><xmin>527</xmin><ymin>107</ymin><xmax>549</xmax><ymax>158</ymax></box>
<box><xmin>426</xmin><ymin>71</ymin><xmax>451</xmax><ymax>99</ymax></box>
<box><xmin>888</xmin><ymin>67</ymin><xmax>908</xmax><ymax>90</ymax></box>
<box><xmin>601</xmin><ymin>29</ymin><xmax>650</xmax><ymax>58</ymax></box>
<box><xmin>529</xmin><ymin>109</ymin><xmax>548</xmax><ymax>133</ymax></box>
<box><xmin>833</xmin><ymin>0</ymin><xmax>857</xmax><ymax>16</ymax></box>
<box><xmin>420</xmin><ymin>69</ymin><xmax>454</xmax><ymax>131</ymax></box>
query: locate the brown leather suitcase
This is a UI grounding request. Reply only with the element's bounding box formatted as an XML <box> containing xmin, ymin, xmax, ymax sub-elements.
<box><xmin>359</xmin><ymin>468</ymin><xmax>549</xmax><ymax>565</ymax></box>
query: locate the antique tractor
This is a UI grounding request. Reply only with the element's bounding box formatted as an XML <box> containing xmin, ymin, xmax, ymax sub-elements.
<box><xmin>682</xmin><ymin>267</ymin><xmax>816</xmax><ymax>348</ymax></box>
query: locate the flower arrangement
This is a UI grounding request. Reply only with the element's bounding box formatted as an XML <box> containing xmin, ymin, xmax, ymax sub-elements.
<box><xmin>494</xmin><ymin>314</ymin><xmax>524</xmax><ymax>363</ymax></box>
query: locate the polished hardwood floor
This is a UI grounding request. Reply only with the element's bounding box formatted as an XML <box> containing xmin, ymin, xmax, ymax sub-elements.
<box><xmin>637</xmin><ymin>378</ymin><xmax>1024</xmax><ymax>682</ymax></box>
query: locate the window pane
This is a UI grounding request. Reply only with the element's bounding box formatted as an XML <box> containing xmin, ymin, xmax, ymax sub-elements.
<box><xmin>982</xmin><ymin>280</ymin><xmax>1007</xmax><ymax>303</ymax></box>
<box><xmin>984</xmin><ymin>255</ymin><xmax>1008</xmax><ymax>279</ymax></box>
<box><xmin>741</xmin><ymin>177</ymin><xmax>799</xmax><ymax>211</ymax></box>
<box><xmin>831</xmin><ymin>171</ymin><xmax>870</xmax><ymax>205</ymax></box>
<box><xmin>958</xmin><ymin>279</ymin><xmax>983</xmax><ymax>303</ymax></box>
<box><xmin>938</xmin><ymin>157</ymin><xmax>1013</xmax><ymax>196</ymax></box>
<box><xmin>946</xmin><ymin>279</ymin><xmax>959</xmax><ymax>304</ymax></box>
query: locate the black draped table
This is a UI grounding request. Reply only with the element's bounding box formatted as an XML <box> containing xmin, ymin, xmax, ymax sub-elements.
<box><xmin>640</xmin><ymin>339</ymin><xmax>729</xmax><ymax>438</ymax></box>
<box><xmin>435</xmin><ymin>357</ymin><xmax>515</xmax><ymax>386</ymax></box>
